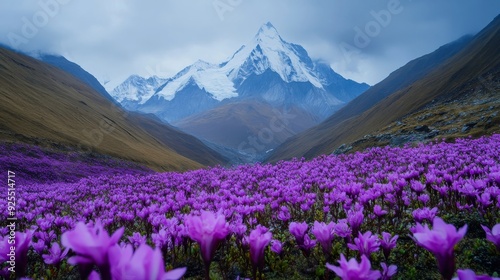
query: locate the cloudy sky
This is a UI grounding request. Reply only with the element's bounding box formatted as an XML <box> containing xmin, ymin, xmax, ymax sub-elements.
<box><xmin>1</xmin><ymin>1</ymin><xmax>499</xmax><ymax>88</ymax></box>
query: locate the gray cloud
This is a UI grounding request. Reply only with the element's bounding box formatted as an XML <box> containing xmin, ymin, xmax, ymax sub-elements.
<box><xmin>0</xmin><ymin>0</ymin><xmax>498</xmax><ymax>86</ymax></box>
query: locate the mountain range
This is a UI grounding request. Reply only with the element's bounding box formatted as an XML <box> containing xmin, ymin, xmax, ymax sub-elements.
<box><xmin>110</xmin><ymin>22</ymin><xmax>369</xmax><ymax>160</ymax></box>
<box><xmin>1</xmin><ymin>17</ymin><xmax>498</xmax><ymax>169</ymax></box>
<box><xmin>112</xmin><ymin>23</ymin><xmax>368</xmax><ymax>123</ymax></box>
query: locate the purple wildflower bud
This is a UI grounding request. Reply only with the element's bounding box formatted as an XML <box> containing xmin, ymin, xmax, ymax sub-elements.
<box><xmin>289</xmin><ymin>221</ymin><xmax>308</xmax><ymax>246</ymax></box>
<box><xmin>61</xmin><ymin>221</ymin><xmax>124</xmax><ymax>279</ymax></box>
<box><xmin>151</xmin><ymin>228</ymin><xmax>170</xmax><ymax>250</ymax></box>
<box><xmin>489</xmin><ymin>171</ymin><xmax>500</xmax><ymax>185</ymax></box>
<box><xmin>410</xmin><ymin>181</ymin><xmax>425</xmax><ymax>193</ymax></box>
<box><xmin>36</xmin><ymin>218</ymin><xmax>53</xmax><ymax>231</ymax></box>
<box><xmin>380</xmin><ymin>232</ymin><xmax>398</xmax><ymax>260</ymax></box>
<box><xmin>326</xmin><ymin>254</ymin><xmax>381</xmax><ymax>280</ymax></box>
<box><xmin>380</xmin><ymin>263</ymin><xmax>397</xmax><ymax>280</ymax></box>
<box><xmin>481</xmin><ymin>224</ymin><xmax>500</xmax><ymax>251</ymax></box>
<box><xmin>412</xmin><ymin>216</ymin><xmax>467</xmax><ymax>280</ymax></box>
<box><xmin>127</xmin><ymin>232</ymin><xmax>147</xmax><ymax>249</ymax></box>
<box><xmin>184</xmin><ymin>210</ymin><xmax>230</xmax><ymax>266</ymax></box>
<box><xmin>347</xmin><ymin>231</ymin><xmax>380</xmax><ymax>257</ymax></box>
<box><xmin>230</xmin><ymin>222</ymin><xmax>247</xmax><ymax>238</ymax></box>
<box><xmin>277</xmin><ymin>207</ymin><xmax>291</xmax><ymax>221</ymax></box>
<box><xmin>418</xmin><ymin>194</ymin><xmax>430</xmax><ymax>205</ymax></box>
<box><xmin>109</xmin><ymin>243</ymin><xmax>186</xmax><ymax>280</ymax></box>
<box><xmin>347</xmin><ymin>208</ymin><xmax>364</xmax><ymax>236</ymax></box>
<box><xmin>334</xmin><ymin>220</ymin><xmax>352</xmax><ymax>238</ymax></box>
<box><xmin>299</xmin><ymin>234</ymin><xmax>317</xmax><ymax>255</ymax></box>
<box><xmin>248</xmin><ymin>226</ymin><xmax>272</xmax><ymax>272</ymax></box>
<box><xmin>248</xmin><ymin>217</ymin><xmax>257</xmax><ymax>227</ymax></box>
<box><xmin>270</xmin><ymin>240</ymin><xmax>283</xmax><ymax>255</ymax></box>
<box><xmin>477</xmin><ymin>193</ymin><xmax>492</xmax><ymax>208</ymax></box>
<box><xmin>42</xmin><ymin>242</ymin><xmax>69</xmax><ymax>265</ymax></box>
<box><xmin>456</xmin><ymin>202</ymin><xmax>473</xmax><ymax>211</ymax></box>
<box><xmin>373</xmin><ymin>205</ymin><xmax>388</xmax><ymax>217</ymax></box>
<box><xmin>39</xmin><ymin>230</ymin><xmax>56</xmax><ymax>244</ymax></box>
<box><xmin>312</xmin><ymin>221</ymin><xmax>335</xmax><ymax>255</ymax></box>
<box><xmin>241</xmin><ymin>235</ymin><xmax>249</xmax><ymax>248</ymax></box>
<box><xmin>412</xmin><ymin>207</ymin><xmax>438</xmax><ymax>223</ymax></box>
<box><xmin>32</xmin><ymin>239</ymin><xmax>46</xmax><ymax>255</ymax></box>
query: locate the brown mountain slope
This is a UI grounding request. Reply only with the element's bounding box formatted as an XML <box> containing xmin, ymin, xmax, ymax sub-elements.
<box><xmin>0</xmin><ymin>47</ymin><xmax>226</xmax><ymax>171</ymax></box>
<box><xmin>126</xmin><ymin>112</ymin><xmax>228</xmax><ymax>166</ymax></box>
<box><xmin>174</xmin><ymin>100</ymin><xmax>319</xmax><ymax>158</ymax></box>
<box><xmin>267</xmin><ymin>15</ymin><xmax>500</xmax><ymax>162</ymax></box>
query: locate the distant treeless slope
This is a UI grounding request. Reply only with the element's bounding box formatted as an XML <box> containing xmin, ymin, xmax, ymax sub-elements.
<box><xmin>174</xmin><ymin>100</ymin><xmax>319</xmax><ymax>154</ymax></box>
<box><xmin>126</xmin><ymin>112</ymin><xmax>228</xmax><ymax>166</ymax></box>
<box><xmin>267</xmin><ymin>15</ymin><xmax>500</xmax><ymax>162</ymax></box>
<box><xmin>0</xmin><ymin>47</ymin><xmax>226</xmax><ymax>171</ymax></box>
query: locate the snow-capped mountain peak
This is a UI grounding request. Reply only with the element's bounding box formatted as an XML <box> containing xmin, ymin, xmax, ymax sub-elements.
<box><xmin>110</xmin><ymin>22</ymin><xmax>369</xmax><ymax>121</ymax></box>
<box><xmin>255</xmin><ymin>22</ymin><xmax>282</xmax><ymax>42</ymax></box>
<box><xmin>109</xmin><ymin>74</ymin><xmax>167</xmax><ymax>105</ymax></box>
<box><xmin>156</xmin><ymin>59</ymin><xmax>237</xmax><ymax>102</ymax></box>
<box><xmin>222</xmin><ymin>22</ymin><xmax>323</xmax><ymax>88</ymax></box>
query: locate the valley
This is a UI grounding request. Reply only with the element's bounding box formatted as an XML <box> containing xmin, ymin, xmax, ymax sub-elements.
<box><xmin>0</xmin><ymin>4</ymin><xmax>499</xmax><ymax>280</ymax></box>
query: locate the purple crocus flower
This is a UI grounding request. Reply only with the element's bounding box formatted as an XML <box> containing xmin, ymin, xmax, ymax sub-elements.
<box><xmin>418</xmin><ymin>194</ymin><xmax>430</xmax><ymax>205</ymax></box>
<box><xmin>184</xmin><ymin>211</ymin><xmax>230</xmax><ymax>267</ymax></box>
<box><xmin>334</xmin><ymin>220</ymin><xmax>352</xmax><ymax>239</ymax></box>
<box><xmin>477</xmin><ymin>193</ymin><xmax>492</xmax><ymax>209</ymax></box>
<box><xmin>0</xmin><ymin>230</ymin><xmax>33</xmax><ymax>277</ymax></box>
<box><xmin>412</xmin><ymin>207</ymin><xmax>438</xmax><ymax>223</ymax></box>
<box><xmin>127</xmin><ymin>232</ymin><xmax>147</xmax><ymax>249</ymax></box>
<box><xmin>42</xmin><ymin>242</ymin><xmax>69</xmax><ymax>265</ymax></box>
<box><xmin>61</xmin><ymin>221</ymin><xmax>124</xmax><ymax>279</ymax></box>
<box><xmin>326</xmin><ymin>254</ymin><xmax>381</xmax><ymax>280</ymax></box>
<box><xmin>151</xmin><ymin>228</ymin><xmax>171</xmax><ymax>251</ymax></box>
<box><xmin>373</xmin><ymin>205</ymin><xmax>387</xmax><ymax>217</ymax></box>
<box><xmin>311</xmin><ymin>221</ymin><xmax>335</xmax><ymax>255</ymax></box>
<box><xmin>32</xmin><ymin>239</ymin><xmax>46</xmax><ymax>255</ymax></box>
<box><xmin>289</xmin><ymin>221</ymin><xmax>308</xmax><ymax>246</ymax></box>
<box><xmin>107</xmin><ymin>243</ymin><xmax>134</xmax><ymax>279</ymax></box>
<box><xmin>452</xmin><ymin>269</ymin><xmax>500</xmax><ymax>280</ymax></box>
<box><xmin>380</xmin><ymin>263</ymin><xmax>397</xmax><ymax>280</ymax></box>
<box><xmin>128</xmin><ymin>245</ymin><xmax>187</xmax><ymax>280</ymax></box>
<box><xmin>410</xmin><ymin>180</ymin><xmax>425</xmax><ymax>193</ymax></box>
<box><xmin>248</xmin><ymin>227</ymin><xmax>272</xmax><ymax>275</ymax></box>
<box><xmin>109</xmin><ymin>243</ymin><xmax>186</xmax><ymax>280</ymax></box>
<box><xmin>347</xmin><ymin>208</ymin><xmax>364</xmax><ymax>236</ymax></box>
<box><xmin>481</xmin><ymin>224</ymin><xmax>500</xmax><ymax>252</ymax></box>
<box><xmin>380</xmin><ymin>232</ymin><xmax>398</xmax><ymax>260</ymax></box>
<box><xmin>412</xmin><ymin>216</ymin><xmax>467</xmax><ymax>280</ymax></box>
<box><xmin>299</xmin><ymin>234</ymin><xmax>317</xmax><ymax>256</ymax></box>
<box><xmin>230</xmin><ymin>222</ymin><xmax>247</xmax><ymax>239</ymax></box>
<box><xmin>16</xmin><ymin>230</ymin><xmax>33</xmax><ymax>277</ymax></box>
<box><xmin>348</xmin><ymin>231</ymin><xmax>380</xmax><ymax>257</ymax></box>
<box><xmin>270</xmin><ymin>240</ymin><xmax>283</xmax><ymax>255</ymax></box>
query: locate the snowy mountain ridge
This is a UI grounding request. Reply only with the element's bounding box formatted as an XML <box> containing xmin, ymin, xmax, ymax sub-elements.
<box><xmin>110</xmin><ymin>75</ymin><xmax>168</xmax><ymax>105</ymax></box>
<box><xmin>221</xmin><ymin>22</ymin><xmax>323</xmax><ymax>88</ymax></box>
<box><xmin>110</xmin><ymin>22</ymin><xmax>369</xmax><ymax>122</ymax></box>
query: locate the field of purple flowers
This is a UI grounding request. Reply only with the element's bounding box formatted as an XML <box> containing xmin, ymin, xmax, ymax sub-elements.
<box><xmin>1</xmin><ymin>135</ymin><xmax>500</xmax><ymax>279</ymax></box>
<box><xmin>0</xmin><ymin>142</ymin><xmax>152</xmax><ymax>185</ymax></box>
